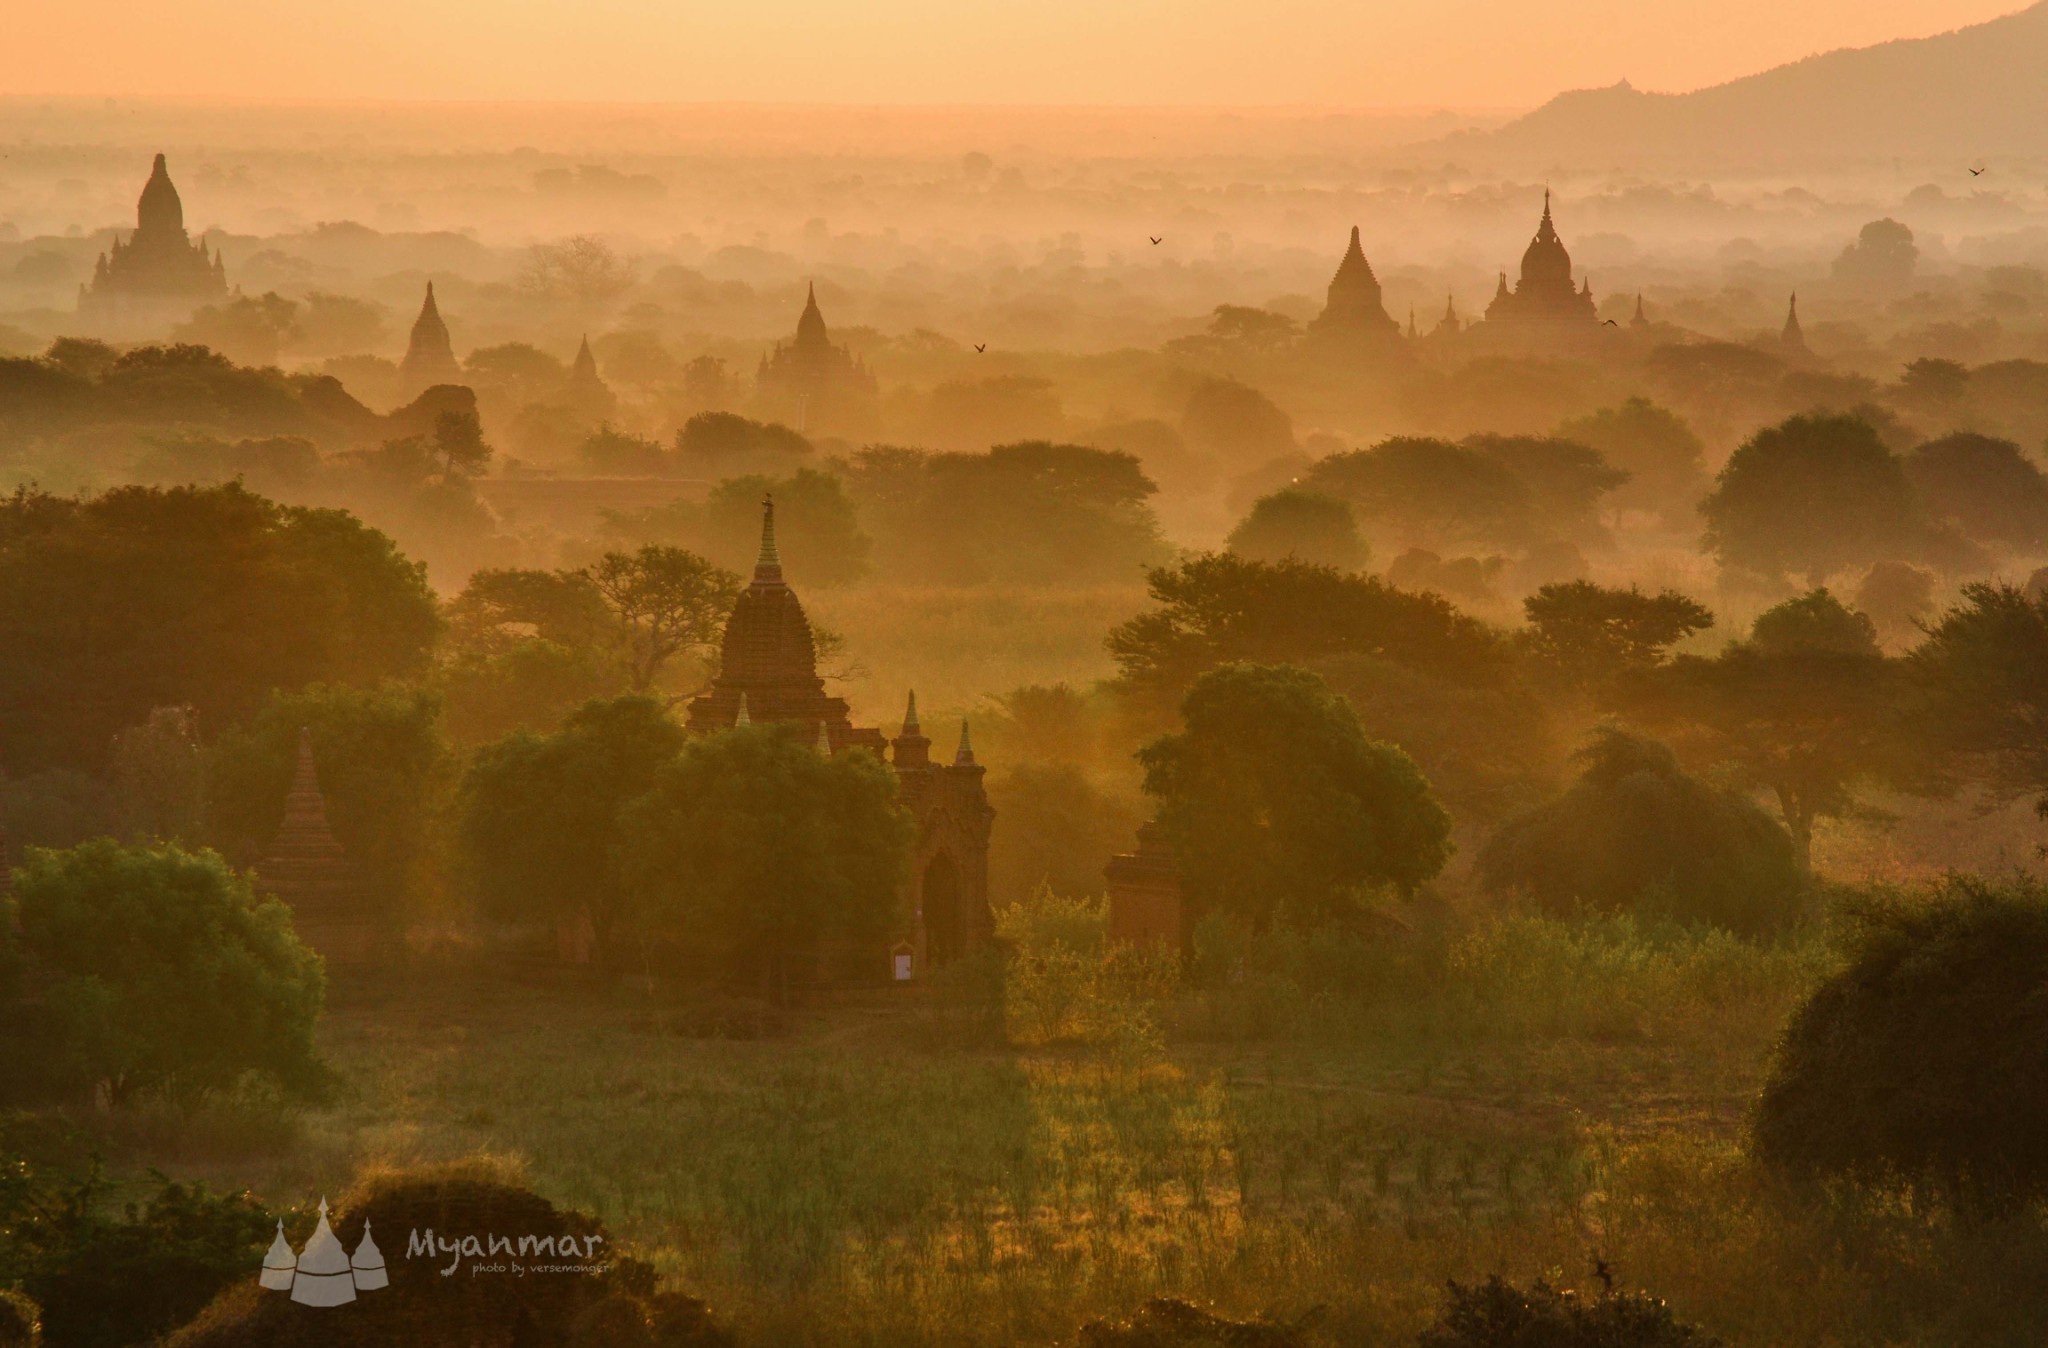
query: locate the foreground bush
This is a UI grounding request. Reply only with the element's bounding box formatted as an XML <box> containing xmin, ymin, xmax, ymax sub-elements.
<box><xmin>1080</xmin><ymin>1297</ymin><xmax>1307</xmax><ymax>1347</ymax></box>
<box><xmin>168</xmin><ymin>1160</ymin><xmax>729</xmax><ymax>1347</ymax></box>
<box><xmin>1479</xmin><ymin>728</ymin><xmax>1803</xmax><ymax>934</ymax></box>
<box><xmin>1753</xmin><ymin>876</ymin><xmax>2048</xmax><ymax>1218</ymax></box>
<box><xmin>1418</xmin><ymin>1276</ymin><xmax>1721</xmax><ymax>1347</ymax></box>
<box><xmin>12</xmin><ymin>839</ymin><xmax>326</xmax><ymax>1105</ymax></box>
<box><xmin>0</xmin><ymin>1291</ymin><xmax>39</xmax><ymax>1348</ymax></box>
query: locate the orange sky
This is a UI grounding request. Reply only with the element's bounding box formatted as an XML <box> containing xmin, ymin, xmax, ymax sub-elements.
<box><xmin>1</xmin><ymin>0</ymin><xmax>2027</xmax><ymax>109</ymax></box>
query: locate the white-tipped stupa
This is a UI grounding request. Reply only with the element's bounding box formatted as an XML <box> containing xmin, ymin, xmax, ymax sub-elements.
<box><xmin>350</xmin><ymin>1217</ymin><xmax>389</xmax><ymax>1291</ymax></box>
<box><xmin>260</xmin><ymin>1219</ymin><xmax>296</xmax><ymax>1291</ymax></box>
<box><xmin>289</xmin><ymin>1198</ymin><xmax>357</xmax><ymax>1307</ymax></box>
<box><xmin>735</xmin><ymin>693</ymin><xmax>751</xmax><ymax>727</ymax></box>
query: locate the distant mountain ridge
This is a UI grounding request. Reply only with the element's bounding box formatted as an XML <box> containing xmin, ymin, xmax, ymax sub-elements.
<box><xmin>1432</xmin><ymin>3</ymin><xmax>2048</xmax><ymax>169</ymax></box>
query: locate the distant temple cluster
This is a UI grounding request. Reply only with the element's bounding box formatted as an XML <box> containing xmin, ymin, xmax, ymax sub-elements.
<box><xmin>755</xmin><ymin>283</ymin><xmax>879</xmax><ymax>435</ymax></box>
<box><xmin>79</xmin><ymin>154</ymin><xmax>228</xmax><ymax>322</ymax></box>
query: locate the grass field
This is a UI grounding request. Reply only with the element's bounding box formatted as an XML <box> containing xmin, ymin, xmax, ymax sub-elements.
<box><xmin>73</xmin><ymin>910</ymin><xmax>2048</xmax><ymax>1347</ymax></box>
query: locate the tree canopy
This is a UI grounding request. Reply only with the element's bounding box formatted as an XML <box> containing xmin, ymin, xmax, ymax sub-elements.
<box><xmin>0</xmin><ymin>483</ymin><xmax>439</xmax><ymax>773</ymax></box>
<box><xmin>456</xmin><ymin>695</ymin><xmax>689</xmax><ymax>965</ymax></box>
<box><xmin>1521</xmin><ymin>580</ymin><xmax>1714</xmax><ymax>699</ymax></box>
<box><xmin>1108</xmin><ymin>553</ymin><xmax>1509</xmax><ymax>700</ymax></box>
<box><xmin>621</xmin><ymin>724</ymin><xmax>914</xmax><ymax>1002</ymax></box>
<box><xmin>1139</xmin><ymin>663</ymin><xmax>1452</xmax><ymax>930</ymax></box>
<box><xmin>1700</xmin><ymin>414</ymin><xmax>1926</xmax><ymax>581</ymax></box>
<box><xmin>1478</xmin><ymin>727</ymin><xmax>1803</xmax><ymax>934</ymax></box>
<box><xmin>1224</xmin><ymin>489</ymin><xmax>1368</xmax><ymax>570</ymax></box>
<box><xmin>1902</xmin><ymin>431</ymin><xmax>2048</xmax><ymax>553</ymax></box>
<box><xmin>12</xmin><ymin>839</ymin><xmax>326</xmax><ymax>1105</ymax></box>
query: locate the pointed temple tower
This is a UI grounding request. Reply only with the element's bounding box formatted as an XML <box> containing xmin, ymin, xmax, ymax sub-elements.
<box><xmin>257</xmin><ymin>729</ymin><xmax>373</xmax><ymax>965</ymax></box>
<box><xmin>1631</xmin><ymin>293</ymin><xmax>1651</xmax><ymax>329</ymax></box>
<box><xmin>79</xmin><ymin>153</ymin><xmax>228</xmax><ymax>323</ymax></box>
<box><xmin>1306</xmin><ymin>226</ymin><xmax>1403</xmax><ymax>358</ymax></box>
<box><xmin>1483</xmin><ymin>190</ymin><xmax>1598</xmax><ymax>327</ymax></box>
<box><xmin>687</xmin><ymin>499</ymin><xmax>994</xmax><ymax>973</ymax></box>
<box><xmin>563</xmin><ymin>334</ymin><xmax>618</xmax><ymax>420</ymax></box>
<box><xmin>398</xmin><ymin>282</ymin><xmax>463</xmax><ymax>396</ymax></box>
<box><xmin>754</xmin><ymin>283</ymin><xmax>879</xmax><ymax>435</ymax></box>
<box><xmin>1782</xmin><ymin>293</ymin><xmax>1807</xmax><ymax>353</ymax></box>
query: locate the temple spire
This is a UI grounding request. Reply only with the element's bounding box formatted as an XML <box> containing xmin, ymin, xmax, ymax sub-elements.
<box><xmin>1782</xmin><ymin>292</ymin><xmax>1806</xmax><ymax>351</ymax></box>
<box><xmin>816</xmin><ymin>720</ymin><xmax>833</xmax><ymax>755</ymax></box>
<box><xmin>902</xmin><ymin>690</ymin><xmax>920</xmax><ymax>736</ymax></box>
<box><xmin>735</xmin><ymin>693</ymin><xmax>751</xmax><ymax>727</ymax></box>
<box><xmin>795</xmin><ymin>281</ymin><xmax>828</xmax><ymax>347</ymax></box>
<box><xmin>954</xmin><ymin>719</ymin><xmax>976</xmax><ymax>767</ymax></box>
<box><xmin>753</xmin><ymin>495</ymin><xmax>784</xmax><ymax>585</ymax></box>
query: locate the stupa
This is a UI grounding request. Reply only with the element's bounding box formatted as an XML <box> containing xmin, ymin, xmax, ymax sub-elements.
<box><xmin>398</xmin><ymin>282</ymin><xmax>463</xmax><ymax>397</ymax></box>
<box><xmin>1306</xmin><ymin>226</ymin><xmax>1403</xmax><ymax>358</ymax></box>
<box><xmin>289</xmin><ymin>1199</ymin><xmax>356</xmax><ymax>1307</ymax></box>
<box><xmin>257</xmin><ymin>730</ymin><xmax>374</xmax><ymax>964</ymax></box>
<box><xmin>754</xmin><ymin>283</ymin><xmax>878</xmax><ymax>434</ymax></box>
<box><xmin>1483</xmin><ymin>190</ymin><xmax>1598</xmax><ymax>327</ymax></box>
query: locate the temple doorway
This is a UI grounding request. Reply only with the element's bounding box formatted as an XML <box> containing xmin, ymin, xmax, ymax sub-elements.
<box><xmin>922</xmin><ymin>852</ymin><xmax>964</xmax><ymax>966</ymax></box>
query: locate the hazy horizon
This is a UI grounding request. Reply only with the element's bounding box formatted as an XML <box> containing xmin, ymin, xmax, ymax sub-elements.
<box><xmin>4</xmin><ymin>0</ymin><xmax>2026</xmax><ymax>109</ymax></box>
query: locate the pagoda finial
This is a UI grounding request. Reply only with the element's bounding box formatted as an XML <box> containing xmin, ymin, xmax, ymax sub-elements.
<box><xmin>954</xmin><ymin>719</ymin><xmax>976</xmax><ymax>766</ymax></box>
<box><xmin>903</xmin><ymin>690</ymin><xmax>920</xmax><ymax>735</ymax></box>
<box><xmin>816</xmin><ymin>720</ymin><xmax>833</xmax><ymax>755</ymax></box>
<box><xmin>735</xmin><ymin>693</ymin><xmax>751</xmax><ymax>727</ymax></box>
<box><xmin>753</xmin><ymin>494</ymin><xmax>784</xmax><ymax>584</ymax></box>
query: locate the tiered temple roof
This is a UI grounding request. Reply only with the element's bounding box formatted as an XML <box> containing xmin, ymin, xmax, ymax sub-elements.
<box><xmin>79</xmin><ymin>153</ymin><xmax>228</xmax><ymax>318</ymax></box>
<box><xmin>258</xmin><ymin>730</ymin><xmax>373</xmax><ymax>964</ymax></box>
<box><xmin>1484</xmin><ymin>191</ymin><xmax>1598</xmax><ymax>326</ymax></box>
<box><xmin>398</xmin><ymin>282</ymin><xmax>462</xmax><ymax>395</ymax></box>
<box><xmin>1307</xmin><ymin>226</ymin><xmax>1402</xmax><ymax>353</ymax></box>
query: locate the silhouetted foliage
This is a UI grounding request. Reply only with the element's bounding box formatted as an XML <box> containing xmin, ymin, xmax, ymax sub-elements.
<box><xmin>1902</xmin><ymin>431</ymin><xmax>2048</xmax><ymax>551</ymax></box>
<box><xmin>605</xmin><ymin>468</ymin><xmax>870</xmax><ymax>588</ymax></box>
<box><xmin>1479</xmin><ymin>728</ymin><xmax>1802</xmax><ymax>934</ymax></box>
<box><xmin>1852</xmin><ymin>560</ymin><xmax>1937</xmax><ymax>649</ymax></box>
<box><xmin>205</xmin><ymin>684</ymin><xmax>453</xmax><ymax>925</ymax></box>
<box><xmin>987</xmin><ymin>763</ymin><xmax>1145</xmax><ymax>906</ymax></box>
<box><xmin>841</xmin><ymin>441</ymin><xmax>1166</xmax><ymax>584</ymax></box>
<box><xmin>1556</xmin><ymin>397</ymin><xmax>1708</xmax><ymax>522</ymax></box>
<box><xmin>1180</xmin><ymin>378</ymin><xmax>1296</xmax><ymax>469</ymax></box>
<box><xmin>1832</xmin><ymin>218</ymin><xmax>1918</xmax><ymax>288</ymax></box>
<box><xmin>1080</xmin><ymin>1297</ymin><xmax>1309</xmax><ymax>1348</ymax></box>
<box><xmin>1701</xmin><ymin>414</ymin><xmax>1925</xmax><ymax>581</ymax></box>
<box><xmin>5</xmin><ymin>1171</ymin><xmax>273</xmax><ymax>1348</ymax></box>
<box><xmin>622</xmin><ymin>724</ymin><xmax>914</xmax><ymax>1002</ymax></box>
<box><xmin>1302</xmin><ymin>437</ymin><xmax>1540</xmax><ymax>554</ymax></box>
<box><xmin>1419</xmin><ymin>1275</ymin><xmax>1721</xmax><ymax>1348</ymax></box>
<box><xmin>1140</xmin><ymin>663</ymin><xmax>1452</xmax><ymax>930</ymax></box>
<box><xmin>1521</xmin><ymin>581</ymin><xmax>1714</xmax><ymax>699</ymax></box>
<box><xmin>1460</xmin><ymin>433</ymin><xmax>1628</xmax><ymax>544</ymax></box>
<box><xmin>1225</xmin><ymin>489</ymin><xmax>1367</xmax><ymax>570</ymax></box>
<box><xmin>458</xmin><ymin>696</ymin><xmax>688</xmax><ymax>964</ymax></box>
<box><xmin>1636</xmin><ymin>591</ymin><xmax>1911</xmax><ymax>868</ymax></box>
<box><xmin>672</xmin><ymin>412</ymin><xmax>811</xmax><ymax>475</ymax></box>
<box><xmin>1911</xmin><ymin>582</ymin><xmax>2048</xmax><ymax>813</ymax></box>
<box><xmin>12</xmin><ymin>840</ymin><xmax>326</xmax><ymax>1104</ymax></box>
<box><xmin>0</xmin><ymin>484</ymin><xmax>439</xmax><ymax>773</ymax></box>
<box><xmin>1754</xmin><ymin>876</ymin><xmax>2048</xmax><ymax>1219</ymax></box>
<box><xmin>1109</xmin><ymin>554</ymin><xmax>1509</xmax><ymax>700</ymax></box>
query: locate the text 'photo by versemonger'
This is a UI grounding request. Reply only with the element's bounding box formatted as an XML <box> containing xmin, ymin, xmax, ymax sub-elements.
<box><xmin>5</xmin><ymin>2</ymin><xmax>2048</xmax><ymax>1344</ymax></box>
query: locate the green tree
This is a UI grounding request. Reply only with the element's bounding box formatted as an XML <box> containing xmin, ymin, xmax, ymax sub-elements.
<box><xmin>1700</xmin><ymin>413</ymin><xmax>1924</xmax><ymax>582</ymax></box>
<box><xmin>1633</xmin><ymin>590</ymin><xmax>1902</xmax><ymax>869</ymax></box>
<box><xmin>1138</xmin><ymin>663</ymin><xmax>1451</xmax><ymax>930</ymax></box>
<box><xmin>12</xmin><ymin>840</ymin><xmax>325</xmax><ymax>1104</ymax></box>
<box><xmin>1301</xmin><ymin>436</ymin><xmax>1541</xmax><ymax>554</ymax></box>
<box><xmin>986</xmin><ymin>763</ymin><xmax>1146</xmax><ymax>906</ymax></box>
<box><xmin>1902</xmin><ymin>431</ymin><xmax>2048</xmax><ymax>552</ymax></box>
<box><xmin>204</xmin><ymin>684</ymin><xmax>453</xmax><ymax>926</ymax></box>
<box><xmin>586</xmin><ymin>546</ymin><xmax>741</xmax><ymax>692</ymax></box>
<box><xmin>1753</xmin><ymin>876</ymin><xmax>2048</xmax><ymax>1219</ymax></box>
<box><xmin>456</xmin><ymin>696</ymin><xmax>688</xmax><ymax>964</ymax></box>
<box><xmin>621</xmin><ymin>724</ymin><xmax>914</xmax><ymax>1003</ymax></box>
<box><xmin>0</xmin><ymin>484</ymin><xmax>439</xmax><ymax>773</ymax></box>
<box><xmin>1556</xmin><ymin>396</ymin><xmax>1708</xmax><ymax>522</ymax></box>
<box><xmin>1521</xmin><ymin>580</ymin><xmax>1713</xmax><ymax>700</ymax></box>
<box><xmin>1108</xmin><ymin>553</ymin><xmax>1509</xmax><ymax>701</ymax></box>
<box><xmin>1478</xmin><ymin>727</ymin><xmax>1803</xmax><ymax>934</ymax></box>
<box><xmin>1910</xmin><ymin>582</ymin><xmax>2048</xmax><ymax>814</ymax></box>
<box><xmin>1225</xmin><ymin>489</ymin><xmax>1367</xmax><ymax>570</ymax></box>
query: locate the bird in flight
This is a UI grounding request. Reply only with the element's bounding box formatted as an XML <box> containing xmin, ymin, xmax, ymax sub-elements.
<box><xmin>1602</xmin><ymin>318</ymin><xmax>1618</xmax><ymax>326</ymax></box>
<box><xmin>1149</xmin><ymin>236</ymin><xmax>1162</xmax><ymax>246</ymax></box>
<box><xmin>1970</xmin><ymin>158</ymin><xmax>1988</xmax><ymax>176</ymax></box>
<box><xmin>973</xmin><ymin>343</ymin><xmax>986</xmax><ymax>353</ymax></box>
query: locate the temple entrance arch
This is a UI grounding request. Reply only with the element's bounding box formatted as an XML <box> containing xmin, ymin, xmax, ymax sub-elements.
<box><xmin>921</xmin><ymin>851</ymin><xmax>965</xmax><ymax>967</ymax></box>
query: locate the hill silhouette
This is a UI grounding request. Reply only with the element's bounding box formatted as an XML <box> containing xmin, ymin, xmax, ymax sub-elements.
<box><xmin>1432</xmin><ymin>2</ymin><xmax>2048</xmax><ymax>169</ymax></box>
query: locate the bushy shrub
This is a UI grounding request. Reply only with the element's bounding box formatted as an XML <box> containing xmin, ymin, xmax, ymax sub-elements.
<box><xmin>1418</xmin><ymin>1275</ymin><xmax>1721</xmax><ymax>1347</ymax></box>
<box><xmin>1479</xmin><ymin>728</ymin><xmax>1804</xmax><ymax>935</ymax></box>
<box><xmin>1753</xmin><ymin>876</ymin><xmax>2048</xmax><ymax>1218</ymax></box>
<box><xmin>13</xmin><ymin>839</ymin><xmax>326</xmax><ymax>1105</ymax></box>
<box><xmin>0</xmin><ymin>1290</ymin><xmax>39</xmax><ymax>1348</ymax></box>
<box><xmin>1080</xmin><ymin>1297</ymin><xmax>1308</xmax><ymax>1347</ymax></box>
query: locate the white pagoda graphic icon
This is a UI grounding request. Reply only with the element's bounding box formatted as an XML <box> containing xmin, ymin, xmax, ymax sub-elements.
<box><xmin>259</xmin><ymin>1199</ymin><xmax>387</xmax><ymax>1307</ymax></box>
